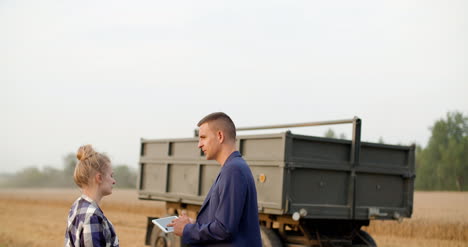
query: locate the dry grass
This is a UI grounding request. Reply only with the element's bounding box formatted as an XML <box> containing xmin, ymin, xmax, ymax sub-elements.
<box><xmin>363</xmin><ymin>192</ymin><xmax>468</xmax><ymax>247</ymax></box>
<box><xmin>0</xmin><ymin>189</ymin><xmax>467</xmax><ymax>247</ymax></box>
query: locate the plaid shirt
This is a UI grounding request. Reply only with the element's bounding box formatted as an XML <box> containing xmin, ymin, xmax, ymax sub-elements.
<box><xmin>65</xmin><ymin>195</ymin><xmax>119</xmax><ymax>247</ymax></box>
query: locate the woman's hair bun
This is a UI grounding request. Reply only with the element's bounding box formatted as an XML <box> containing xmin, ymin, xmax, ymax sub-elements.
<box><xmin>76</xmin><ymin>144</ymin><xmax>96</xmax><ymax>161</ymax></box>
<box><xmin>73</xmin><ymin>144</ymin><xmax>110</xmax><ymax>188</ymax></box>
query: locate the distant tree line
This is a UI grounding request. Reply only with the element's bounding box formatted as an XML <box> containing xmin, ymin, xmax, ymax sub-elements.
<box><xmin>0</xmin><ymin>154</ymin><xmax>137</xmax><ymax>189</ymax></box>
<box><xmin>323</xmin><ymin>129</ymin><xmax>347</xmax><ymax>140</ymax></box>
<box><xmin>1</xmin><ymin>111</ymin><xmax>466</xmax><ymax>191</ymax></box>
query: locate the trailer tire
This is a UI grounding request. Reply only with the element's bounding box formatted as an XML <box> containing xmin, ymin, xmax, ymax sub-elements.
<box><xmin>260</xmin><ymin>226</ymin><xmax>283</xmax><ymax>247</ymax></box>
<box><xmin>150</xmin><ymin>225</ymin><xmax>185</xmax><ymax>247</ymax></box>
<box><xmin>352</xmin><ymin>230</ymin><xmax>377</xmax><ymax>247</ymax></box>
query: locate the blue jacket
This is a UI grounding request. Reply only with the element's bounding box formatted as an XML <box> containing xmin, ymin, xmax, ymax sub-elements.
<box><xmin>182</xmin><ymin>151</ymin><xmax>262</xmax><ymax>247</ymax></box>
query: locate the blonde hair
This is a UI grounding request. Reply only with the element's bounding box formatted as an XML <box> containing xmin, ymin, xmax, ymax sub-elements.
<box><xmin>74</xmin><ymin>145</ymin><xmax>111</xmax><ymax>188</ymax></box>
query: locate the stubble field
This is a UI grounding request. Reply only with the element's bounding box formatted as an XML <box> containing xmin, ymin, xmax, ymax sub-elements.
<box><xmin>0</xmin><ymin>189</ymin><xmax>466</xmax><ymax>247</ymax></box>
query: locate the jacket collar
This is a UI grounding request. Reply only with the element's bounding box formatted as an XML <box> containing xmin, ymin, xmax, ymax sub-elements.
<box><xmin>197</xmin><ymin>151</ymin><xmax>241</xmax><ymax>217</ymax></box>
<box><xmin>222</xmin><ymin>151</ymin><xmax>241</xmax><ymax>167</ymax></box>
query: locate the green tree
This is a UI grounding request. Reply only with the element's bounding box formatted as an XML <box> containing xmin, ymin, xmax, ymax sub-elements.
<box><xmin>12</xmin><ymin>167</ymin><xmax>46</xmax><ymax>187</ymax></box>
<box><xmin>63</xmin><ymin>153</ymin><xmax>77</xmax><ymax>177</ymax></box>
<box><xmin>378</xmin><ymin>137</ymin><xmax>385</xmax><ymax>144</ymax></box>
<box><xmin>42</xmin><ymin>166</ymin><xmax>64</xmax><ymax>187</ymax></box>
<box><xmin>416</xmin><ymin>111</ymin><xmax>468</xmax><ymax>191</ymax></box>
<box><xmin>113</xmin><ymin>165</ymin><xmax>137</xmax><ymax>189</ymax></box>
<box><xmin>63</xmin><ymin>153</ymin><xmax>77</xmax><ymax>187</ymax></box>
<box><xmin>324</xmin><ymin>128</ymin><xmax>336</xmax><ymax>138</ymax></box>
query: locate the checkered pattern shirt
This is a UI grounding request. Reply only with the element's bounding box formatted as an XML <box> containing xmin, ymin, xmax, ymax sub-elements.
<box><xmin>64</xmin><ymin>195</ymin><xmax>119</xmax><ymax>247</ymax></box>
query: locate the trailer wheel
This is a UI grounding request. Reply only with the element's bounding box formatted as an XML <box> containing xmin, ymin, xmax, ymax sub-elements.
<box><xmin>260</xmin><ymin>226</ymin><xmax>283</xmax><ymax>247</ymax></box>
<box><xmin>352</xmin><ymin>230</ymin><xmax>377</xmax><ymax>247</ymax></box>
<box><xmin>150</xmin><ymin>225</ymin><xmax>184</xmax><ymax>247</ymax></box>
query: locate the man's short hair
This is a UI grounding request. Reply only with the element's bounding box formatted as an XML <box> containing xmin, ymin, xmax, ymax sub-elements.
<box><xmin>197</xmin><ymin>112</ymin><xmax>236</xmax><ymax>141</ymax></box>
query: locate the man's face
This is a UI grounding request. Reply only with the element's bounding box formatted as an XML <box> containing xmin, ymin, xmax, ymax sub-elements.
<box><xmin>198</xmin><ymin>122</ymin><xmax>221</xmax><ymax>160</ymax></box>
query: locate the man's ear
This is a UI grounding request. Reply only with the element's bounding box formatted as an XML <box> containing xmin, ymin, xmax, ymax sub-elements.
<box><xmin>217</xmin><ymin>130</ymin><xmax>225</xmax><ymax>144</ymax></box>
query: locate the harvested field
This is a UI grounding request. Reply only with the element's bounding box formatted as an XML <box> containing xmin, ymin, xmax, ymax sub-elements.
<box><xmin>0</xmin><ymin>189</ymin><xmax>466</xmax><ymax>247</ymax></box>
<box><xmin>363</xmin><ymin>191</ymin><xmax>468</xmax><ymax>247</ymax></box>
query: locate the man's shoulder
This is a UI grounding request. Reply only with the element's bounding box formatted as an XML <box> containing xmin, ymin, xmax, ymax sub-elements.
<box><xmin>225</xmin><ymin>151</ymin><xmax>247</xmax><ymax>165</ymax></box>
<box><xmin>225</xmin><ymin>155</ymin><xmax>250</xmax><ymax>171</ymax></box>
<box><xmin>231</xmin><ymin>155</ymin><xmax>248</xmax><ymax>164</ymax></box>
<box><xmin>222</xmin><ymin>155</ymin><xmax>255</xmax><ymax>183</ymax></box>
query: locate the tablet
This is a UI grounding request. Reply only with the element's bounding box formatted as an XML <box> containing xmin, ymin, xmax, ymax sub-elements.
<box><xmin>152</xmin><ymin>216</ymin><xmax>178</xmax><ymax>233</ymax></box>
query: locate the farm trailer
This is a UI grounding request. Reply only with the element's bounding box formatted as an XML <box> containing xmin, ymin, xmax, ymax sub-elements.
<box><xmin>137</xmin><ymin>117</ymin><xmax>415</xmax><ymax>247</ymax></box>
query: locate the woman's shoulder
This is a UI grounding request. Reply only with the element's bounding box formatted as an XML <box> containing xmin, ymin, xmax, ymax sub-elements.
<box><xmin>72</xmin><ymin>196</ymin><xmax>104</xmax><ymax>219</ymax></box>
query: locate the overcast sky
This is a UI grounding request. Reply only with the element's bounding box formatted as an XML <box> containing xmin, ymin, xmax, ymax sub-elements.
<box><xmin>1</xmin><ymin>0</ymin><xmax>467</xmax><ymax>173</ymax></box>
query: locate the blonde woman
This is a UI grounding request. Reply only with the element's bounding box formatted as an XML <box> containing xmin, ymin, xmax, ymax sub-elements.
<box><xmin>64</xmin><ymin>145</ymin><xmax>119</xmax><ymax>247</ymax></box>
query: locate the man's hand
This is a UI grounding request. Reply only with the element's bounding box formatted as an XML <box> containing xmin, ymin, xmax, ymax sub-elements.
<box><xmin>167</xmin><ymin>211</ymin><xmax>195</xmax><ymax>236</ymax></box>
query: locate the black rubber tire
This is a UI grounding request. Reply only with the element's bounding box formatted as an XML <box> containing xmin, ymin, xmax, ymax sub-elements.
<box><xmin>150</xmin><ymin>224</ymin><xmax>185</xmax><ymax>247</ymax></box>
<box><xmin>352</xmin><ymin>230</ymin><xmax>377</xmax><ymax>247</ymax></box>
<box><xmin>260</xmin><ymin>226</ymin><xmax>283</xmax><ymax>247</ymax></box>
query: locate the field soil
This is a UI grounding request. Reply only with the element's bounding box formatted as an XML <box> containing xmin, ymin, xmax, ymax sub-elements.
<box><xmin>0</xmin><ymin>189</ymin><xmax>466</xmax><ymax>247</ymax></box>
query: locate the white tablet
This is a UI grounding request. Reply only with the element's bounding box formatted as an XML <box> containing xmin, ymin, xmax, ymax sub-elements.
<box><xmin>152</xmin><ymin>216</ymin><xmax>178</xmax><ymax>233</ymax></box>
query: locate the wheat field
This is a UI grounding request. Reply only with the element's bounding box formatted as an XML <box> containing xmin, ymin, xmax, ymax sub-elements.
<box><xmin>0</xmin><ymin>189</ymin><xmax>466</xmax><ymax>247</ymax></box>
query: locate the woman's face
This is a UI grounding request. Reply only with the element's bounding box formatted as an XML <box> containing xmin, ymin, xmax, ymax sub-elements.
<box><xmin>100</xmin><ymin>164</ymin><xmax>116</xmax><ymax>196</ymax></box>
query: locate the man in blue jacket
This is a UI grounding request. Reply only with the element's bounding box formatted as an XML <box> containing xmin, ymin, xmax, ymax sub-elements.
<box><xmin>168</xmin><ymin>112</ymin><xmax>262</xmax><ymax>247</ymax></box>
